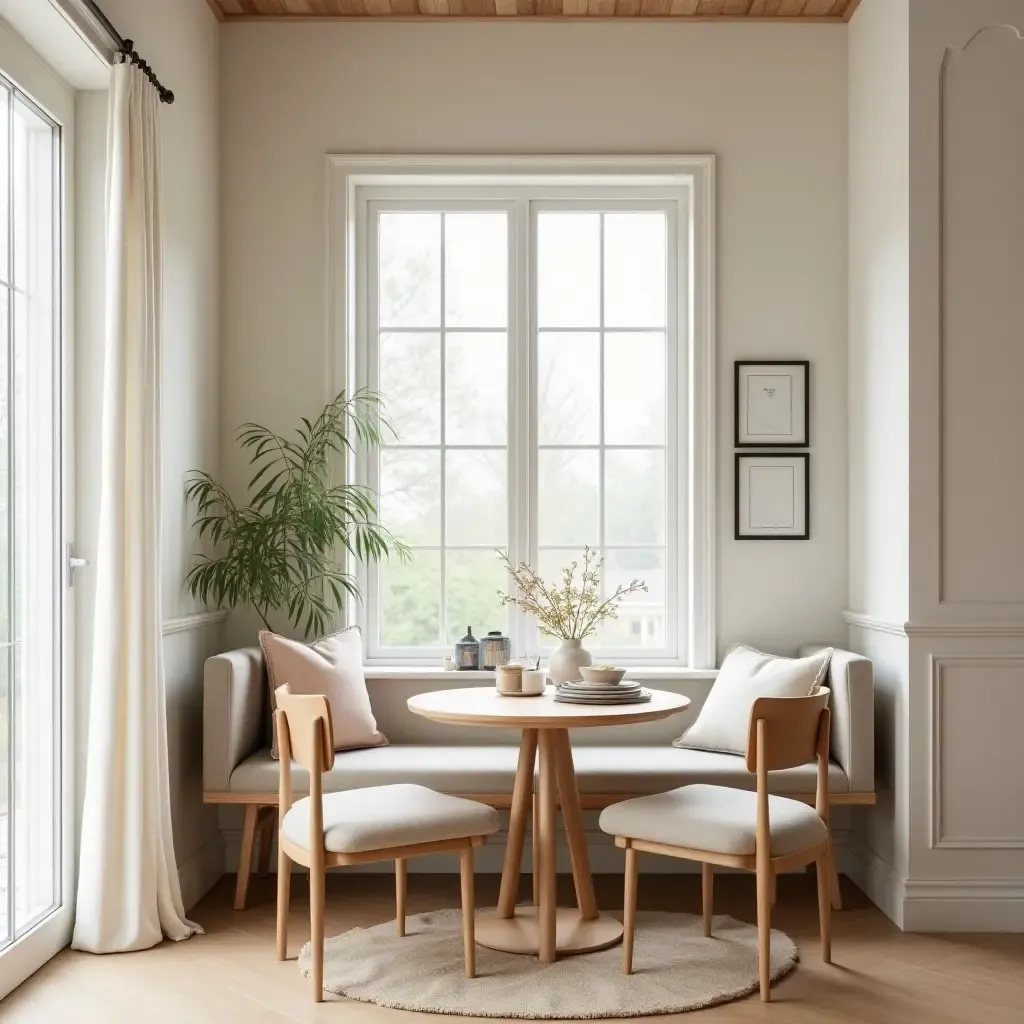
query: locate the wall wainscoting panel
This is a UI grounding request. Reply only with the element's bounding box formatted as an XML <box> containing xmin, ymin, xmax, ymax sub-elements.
<box><xmin>929</xmin><ymin>656</ymin><xmax>1024</xmax><ymax>851</ymax></box>
<box><xmin>939</xmin><ymin>24</ymin><xmax>1024</xmax><ymax>607</ymax></box>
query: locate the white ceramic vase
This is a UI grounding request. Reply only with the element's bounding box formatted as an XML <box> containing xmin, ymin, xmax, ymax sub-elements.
<box><xmin>547</xmin><ymin>638</ymin><xmax>593</xmax><ymax>685</ymax></box>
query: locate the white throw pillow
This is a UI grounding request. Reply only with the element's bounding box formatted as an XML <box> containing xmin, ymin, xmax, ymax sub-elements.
<box><xmin>261</xmin><ymin>626</ymin><xmax>388</xmax><ymax>759</ymax></box>
<box><xmin>674</xmin><ymin>645</ymin><xmax>833</xmax><ymax>757</ymax></box>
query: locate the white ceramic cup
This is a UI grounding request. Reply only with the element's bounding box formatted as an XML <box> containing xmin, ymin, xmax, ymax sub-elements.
<box><xmin>521</xmin><ymin>669</ymin><xmax>546</xmax><ymax>696</ymax></box>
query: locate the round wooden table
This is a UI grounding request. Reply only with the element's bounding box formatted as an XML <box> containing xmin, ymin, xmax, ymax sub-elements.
<box><xmin>407</xmin><ymin>685</ymin><xmax>691</xmax><ymax>963</ymax></box>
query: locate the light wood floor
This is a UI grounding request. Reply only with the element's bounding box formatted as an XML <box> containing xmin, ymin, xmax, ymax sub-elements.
<box><xmin>4</xmin><ymin>873</ymin><xmax>1023</xmax><ymax>1022</ymax></box>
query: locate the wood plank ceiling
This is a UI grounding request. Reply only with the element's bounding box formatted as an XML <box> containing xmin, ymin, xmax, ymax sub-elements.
<box><xmin>209</xmin><ymin>0</ymin><xmax>860</xmax><ymax>20</ymax></box>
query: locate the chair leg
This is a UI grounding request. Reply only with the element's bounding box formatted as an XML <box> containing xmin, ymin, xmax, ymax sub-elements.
<box><xmin>276</xmin><ymin>845</ymin><xmax>291</xmax><ymax>961</ymax></box>
<box><xmin>701</xmin><ymin>863</ymin><xmax>713</xmax><ymax>937</ymax></box>
<box><xmin>622</xmin><ymin>845</ymin><xmax>638</xmax><ymax>975</ymax></box>
<box><xmin>310</xmin><ymin>854</ymin><xmax>325</xmax><ymax>1002</ymax></box>
<box><xmin>460</xmin><ymin>846</ymin><xmax>476</xmax><ymax>979</ymax></box>
<box><xmin>817</xmin><ymin>852</ymin><xmax>833</xmax><ymax>964</ymax></box>
<box><xmin>234</xmin><ymin>804</ymin><xmax>258</xmax><ymax>911</ymax></box>
<box><xmin>755</xmin><ymin>862</ymin><xmax>772</xmax><ymax>1002</ymax></box>
<box><xmin>396</xmin><ymin>858</ymin><xmax>407</xmax><ymax>937</ymax></box>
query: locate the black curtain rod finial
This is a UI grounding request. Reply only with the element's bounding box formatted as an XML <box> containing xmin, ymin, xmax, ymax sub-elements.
<box><xmin>83</xmin><ymin>4</ymin><xmax>171</xmax><ymax>100</ymax></box>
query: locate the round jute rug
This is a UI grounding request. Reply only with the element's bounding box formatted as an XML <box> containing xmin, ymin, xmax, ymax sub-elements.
<box><xmin>297</xmin><ymin>909</ymin><xmax>798</xmax><ymax>1017</ymax></box>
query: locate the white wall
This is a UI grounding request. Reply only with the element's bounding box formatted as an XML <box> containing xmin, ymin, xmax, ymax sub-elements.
<box><xmin>844</xmin><ymin>0</ymin><xmax>911</xmax><ymax>923</ymax></box>
<box><xmin>846</xmin><ymin>0</ymin><xmax>1024</xmax><ymax>932</ymax></box>
<box><xmin>220</xmin><ymin>22</ymin><xmax>850</xmax><ymax>660</ymax></box>
<box><xmin>74</xmin><ymin>0</ymin><xmax>223</xmax><ymax>911</ymax></box>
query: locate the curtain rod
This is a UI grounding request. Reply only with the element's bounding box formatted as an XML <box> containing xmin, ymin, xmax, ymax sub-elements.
<box><xmin>79</xmin><ymin>0</ymin><xmax>174</xmax><ymax>104</ymax></box>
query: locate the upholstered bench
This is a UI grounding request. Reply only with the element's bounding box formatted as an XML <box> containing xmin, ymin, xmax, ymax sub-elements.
<box><xmin>203</xmin><ymin>644</ymin><xmax>875</xmax><ymax>909</ymax></box>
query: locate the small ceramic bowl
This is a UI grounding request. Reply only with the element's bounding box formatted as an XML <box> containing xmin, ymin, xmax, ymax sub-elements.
<box><xmin>578</xmin><ymin>666</ymin><xmax>626</xmax><ymax>685</ymax></box>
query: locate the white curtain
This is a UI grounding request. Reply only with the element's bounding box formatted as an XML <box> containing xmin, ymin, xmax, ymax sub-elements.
<box><xmin>73</xmin><ymin>63</ymin><xmax>201</xmax><ymax>953</ymax></box>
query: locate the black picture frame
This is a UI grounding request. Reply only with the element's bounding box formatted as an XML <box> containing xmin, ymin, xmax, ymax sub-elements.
<box><xmin>734</xmin><ymin>452</ymin><xmax>810</xmax><ymax>541</ymax></box>
<box><xmin>734</xmin><ymin>360</ymin><xmax>810</xmax><ymax>448</ymax></box>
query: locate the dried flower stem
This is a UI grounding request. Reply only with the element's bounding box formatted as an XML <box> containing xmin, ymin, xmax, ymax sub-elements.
<box><xmin>495</xmin><ymin>546</ymin><xmax>647</xmax><ymax>642</ymax></box>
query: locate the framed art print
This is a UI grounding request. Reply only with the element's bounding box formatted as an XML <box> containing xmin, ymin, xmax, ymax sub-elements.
<box><xmin>734</xmin><ymin>360</ymin><xmax>809</xmax><ymax>447</ymax></box>
<box><xmin>735</xmin><ymin>453</ymin><xmax>809</xmax><ymax>540</ymax></box>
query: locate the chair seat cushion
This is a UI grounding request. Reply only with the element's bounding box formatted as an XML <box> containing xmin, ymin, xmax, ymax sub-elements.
<box><xmin>229</xmin><ymin>745</ymin><xmax>851</xmax><ymax>796</ymax></box>
<box><xmin>598</xmin><ymin>784</ymin><xmax>828</xmax><ymax>858</ymax></box>
<box><xmin>281</xmin><ymin>784</ymin><xmax>500</xmax><ymax>854</ymax></box>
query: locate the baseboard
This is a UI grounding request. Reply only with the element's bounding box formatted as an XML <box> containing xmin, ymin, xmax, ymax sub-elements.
<box><xmin>836</xmin><ymin>832</ymin><xmax>1024</xmax><ymax>932</ymax></box>
<box><xmin>836</xmin><ymin>831</ymin><xmax>906</xmax><ymax>928</ymax></box>
<box><xmin>902</xmin><ymin>879</ymin><xmax>1024</xmax><ymax>932</ymax></box>
<box><xmin>178</xmin><ymin>832</ymin><xmax>226</xmax><ymax>912</ymax></box>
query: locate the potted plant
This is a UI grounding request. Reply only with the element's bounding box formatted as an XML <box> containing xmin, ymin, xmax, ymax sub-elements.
<box><xmin>495</xmin><ymin>546</ymin><xmax>647</xmax><ymax>684</ymax></box>
<box><xmin>185</xmin><ymin>389</ymin><xmax>408</xmax><ymax>638</ymax></box>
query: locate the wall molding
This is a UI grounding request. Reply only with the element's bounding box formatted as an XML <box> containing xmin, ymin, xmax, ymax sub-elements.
<box><xmin>906</xmin><ymin>621</ymin><xmax>1024</xmax><ymax>637</ymax></box>
<box><xmin>162</xmin><ymin>609</ymin><xmax>228</xmax><ymax>636</ymax></box>
<box><xmin>930</xmin><ymin>656</ymin><xmax>1024</xmax><ymax>850</ymax></box>
<box><xmin>844</xmin><ymin>611</ymin><xmax>1024</xmax><ymax>638</ymax></box>
<box><xmin>842</xmin><ymin>610</ymin><xmax>908</xmax><ymax>636</ymax></box>
<box><xmin>938</xmin><ymin>24</ymin><xmax>1024</xmax><ymax>605</ymax></box>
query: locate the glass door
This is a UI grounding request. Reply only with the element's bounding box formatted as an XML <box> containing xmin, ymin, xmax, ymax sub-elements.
<box><xmin>0</xmin><ymin>78</ymin><xmax>62</xmax><ymax>953</ymax></box>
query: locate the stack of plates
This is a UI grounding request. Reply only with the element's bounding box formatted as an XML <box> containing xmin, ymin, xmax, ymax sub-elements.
<box><xmin>554</xmin><ymin>680</ymin><xmax>652</xmax><ymax>705</ymax></box>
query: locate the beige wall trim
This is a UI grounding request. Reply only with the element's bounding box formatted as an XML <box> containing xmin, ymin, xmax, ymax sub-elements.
<box><xmin>905</xmin><ymin>621</ymin><xmax>1024</xmax><ymax>637</ymax></box>
<box><xmin>162</xmin><ymin>609</ymin><xmax>228</xmax><ymax>636</ymax></box>
<box><xmin>842</xmin><ymin>610</ymin><xmax>908</xmax><ymax>636</ymax></box>
<box><xmin>844</xmin><ymin>611</ymin><xmax>1024</xmax><ymax>638</ymax></box>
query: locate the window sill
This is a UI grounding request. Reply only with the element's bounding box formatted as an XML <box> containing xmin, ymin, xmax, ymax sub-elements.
<box><xmin>363</xmin><ymin>666</ymin><xmax>718</xmax><ymax>682</ymax></box>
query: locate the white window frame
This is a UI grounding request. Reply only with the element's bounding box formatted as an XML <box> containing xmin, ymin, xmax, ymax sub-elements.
<box><xmin>328</xmin><ymin>156</ymin><xmax>716</xmax><ymax>669</ymax></box>
<box><xmin>0</xmin><ymin>21</ymin><xmax>74</xmax><ymax>998</ymax></box>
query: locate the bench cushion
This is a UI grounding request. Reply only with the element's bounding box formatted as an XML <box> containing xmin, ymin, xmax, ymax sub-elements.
<box><xmin>229</xmin><ymin>744</ymin><xmax>851</xmax><ymax>797</ymax></box>
<box><xmin>281</xmin><ymin>784</ymin><xmax>500</xmax><ymax>854</ymax></box>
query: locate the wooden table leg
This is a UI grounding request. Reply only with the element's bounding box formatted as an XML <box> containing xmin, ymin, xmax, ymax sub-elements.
<box><xmin>532</xmin><ymin>793</ymin><xmax>540</xmax><ymax>906</ymax></box>
<box><xmin>537</xmin><ymin>730</ymin><xmax>558</xmax><ymax>964</ymax></box>
<box><xmin>474</xmin><ymin>729</ymin><xmax>622</xmax><ymax>959</ymax></box>
<box><xmin>553</xmin><ymin>730</ymin><xmax>598</xmax><ymax>920</ymax></box>
<box><xmin>497</xmin><ymin>729</ymin><xmax>538</xmax><ymax>918</ymax></box>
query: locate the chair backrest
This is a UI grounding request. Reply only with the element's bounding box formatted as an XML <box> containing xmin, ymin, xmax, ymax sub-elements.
<box><xmin>274</xmin><ymin>685</ymin><xmax>335</xmax><ymax>774</ymax></box>
<box><xmin>744</xmin><ymin>688</ymin><xmax>831</xmax><ymax>773</ymax></box>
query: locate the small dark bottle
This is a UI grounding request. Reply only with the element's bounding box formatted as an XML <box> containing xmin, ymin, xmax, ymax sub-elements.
<box><xmin>455</xmin><ymin>626</ymin><xmax>480</xmax><ymax>670</ymax></box>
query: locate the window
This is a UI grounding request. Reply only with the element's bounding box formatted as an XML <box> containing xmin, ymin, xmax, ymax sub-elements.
<box><xmin>0</xmin><ymin>79</ymin><xmax>61</xmax><ymax>947</ymax></box>
<box><xmin>338</xmin><ymin>159</ymin><xmax>714</xmax><ymax>667</ymax></box>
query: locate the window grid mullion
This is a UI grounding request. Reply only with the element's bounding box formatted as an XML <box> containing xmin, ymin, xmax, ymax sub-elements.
<box><xmin>598</xmin><ymin>213</ymin><xmax>606</xmax><ymax>605</ymax></box>
<box><xmin>438</xmin><ymin>213</ymin><xmax>447</xmax><ymax>648</ymax></box>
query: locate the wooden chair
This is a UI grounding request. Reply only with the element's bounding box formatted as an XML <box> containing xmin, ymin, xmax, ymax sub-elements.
<box><xmin>599</xmin><ymin>689</ymin><xmax>833</xmax><ymax>1002</ymax></box>
<box><xmin>274</xmin><ymin>686</ymin><xmax>499</xmax><ymax>1001</ymax></box>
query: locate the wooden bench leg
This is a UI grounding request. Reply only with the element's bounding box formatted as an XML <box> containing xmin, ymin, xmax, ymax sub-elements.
<box><xmin>235</xmin><ymin>804</ymin><xmax>259</xmax><ymax>911</ymax></box>
<box><xmin>830</xmin><ymin>857</ymin><xmax>843</xmax><ymax>910</ymax></box>
<box><xmin>257</xmin><ymin>808</ymin><xmax>276</xmax><ymax>878</ymax></box>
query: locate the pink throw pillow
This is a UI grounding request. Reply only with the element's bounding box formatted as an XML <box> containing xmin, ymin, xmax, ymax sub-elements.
<box><xmin>260</xmin><ymin>626</ymin><xmax>387</xmax><ymax>759</ymax></box>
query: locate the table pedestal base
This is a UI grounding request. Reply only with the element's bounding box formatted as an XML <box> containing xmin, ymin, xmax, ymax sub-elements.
<box><xmin>475</xmin><ymin>908</ymin><xmax>623</xmax><ymax>957</ymax></box>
